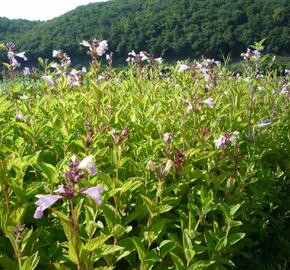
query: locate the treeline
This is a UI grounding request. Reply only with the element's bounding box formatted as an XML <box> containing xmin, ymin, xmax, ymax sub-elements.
<box><xmin>0</xmin><ymin>17</ymin><xmax>40</xmax><ymax>42</ymax></box>
<box><xmin>0</xmin><ymin>0</ymin><xmax>289</xmax><ymax>63</ymax></box>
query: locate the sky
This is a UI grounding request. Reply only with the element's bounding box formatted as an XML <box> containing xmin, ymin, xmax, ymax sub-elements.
<box><xmin>0</xmin><ymin>0</ymin><xmax>106</xmax><ymax>21</ymax></box>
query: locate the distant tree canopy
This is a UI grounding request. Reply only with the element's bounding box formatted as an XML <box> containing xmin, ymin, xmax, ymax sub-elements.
<box><xmin>0</xmin><ymin>0</ymin><xmax>289</xmax><ymax>63</ymax></box>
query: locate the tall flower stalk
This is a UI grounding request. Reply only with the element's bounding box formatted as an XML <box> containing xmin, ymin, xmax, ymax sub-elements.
<box><xmin>34</xmin><ymin>155</ymin><xmax>103</xmax><ymax>269</ymax></box>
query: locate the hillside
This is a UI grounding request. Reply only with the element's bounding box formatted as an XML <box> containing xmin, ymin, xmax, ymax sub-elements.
<box><xmin>0</xmin><ymin>17</ymin><xmax>41</xmax><ymax>42</ymax></box>
<box><xmin>0</xmin><ymin>0</ymin><xmax>289</xmax><ymax>63</ymax></box>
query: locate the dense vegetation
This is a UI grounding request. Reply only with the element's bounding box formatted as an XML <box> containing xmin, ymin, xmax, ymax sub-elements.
<box><xmin>0</xmin><ymin>38</ymin><xmax>289</xmax><ymax>269</ymax></box>
<box><xmin>0</xmin><ymin>0</ymin><xmax>290</xmax><ymax>63</ymax></box>
<box><xmin>0</xmin><ymin>17</ymin><xmax>39</xmax><ymax>42</ymax></box>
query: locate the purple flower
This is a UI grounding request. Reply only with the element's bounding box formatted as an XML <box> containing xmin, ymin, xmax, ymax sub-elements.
<box><xmin>155</xmin><ymin>57</ymin><xmax>163</xmax><ymax>64</ymax></box>
<box><xmin>34</xmin><ymin>155</ymin><xmax>102</xmax><ymax>219</ymax></box>
<box><xmin>252</xmin><ymin>50</ymin><xmax>261</xmax><ymax>59</ymax></box>
<box><xmin>214</xmin><ymin>135</ymin><xmax>227</xmax><ymax>149</ymax></box>
<box><xmin>41</xmin><ymin>75</ymin><xmax>55</xmax><ymax>86</ymax></box>
<box><xmin>34</xmin><ymin>194</ymin><xmax>63</xmax><ymax>219</ymax></box>
<box><xmin>203</xmin><ymin>97</ymin><xmax>214</xmax><ymax>108</ymax></box>
<box><xmin>80</xmin><ymin>186</ymin><xmax>104</xmax><ymax>205</ymax></box>
<box><xmin>214</xmin><ymin>131</ymin><xmax>239</xmax><ymax>149</ymax></box>
<box><xmin>163</xmin><ymin>132</ymin><xmax>174</xmax><ymax>144</ymax></box>
<box><xmin>96</xmin><ymin>40</ymin><xmax>108</xmax><ymax>56</ymax></box>
<box><xmin>256</xmin><ymin>119</ymin><xmax>272</xmax><ymax>128</ymax></box>
<box><xmin>140</xmin><ymin>51</ymin><xmax>149</xmax><ymax>61</ymax></box>
<box><xmin>23</xmin><ymin>67</ymin><xmax>30</xmax><ymax>76</ymax></box>
<box><xmin>78</xmin><ymin>155</ymin><xmax>97</xmax><ymax>175</ymax></box>
<box><xmin>15</xmin><ymin>112</ymin><xmax>25</xmax><ymax>122</ymax></box>
<box><xmin>177</xmin><ymin>64</ymin><xmax>189</xmax><ymax>73</ymax></box>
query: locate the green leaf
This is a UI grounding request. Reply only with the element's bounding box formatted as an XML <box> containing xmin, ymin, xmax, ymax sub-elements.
<box><xmin>111</xmin><ymin>224</ymin><xmax>128</xmax><ymax>238</ymax></box>
<box><xmin>68</xmin><ymin>240</ymin><xmax>79</xmax><ymax>265</ymax></box>
<box><xmin>157</xmin><ymin>204</ymin><xmax>174</xmax><ymax>214</ymax></box>
<box><xmin>22</xmin><ymin>252</ymin><xmax>39</xmax><ymax>270</ymax></box>
<box><xmin>170</xmin><ymin>252</ymin><xmax>185</xmax><ymax>270</ymax></box>
<box><xmin>120</xmin><ymin>177</ymin><xmax>144</xmax><ymax>193</ymax></box>
<box><xmin>188</xmin><ymin>260</ymin><xmax>215</xmax><ymax>270</ymax></box>
<box><xmin>132</xmin><ymin>237</ymin><xmax>147</xmax><ymax>263</ymax></box>
<box><xmin>52</xmin><ymin>210</ymin><xmax>73</xmax><ymax>240</ymax></box>
<box><xmin>159</xmin><ymin>240</ymin><xmax>175</xmax><ymax>258</ymax></box>
<box><xmin>216</xmin><ymin>236</ymin><xmax>228</xmax><ymax>252</ymax></box>
<box><xmin>83</xmin><ymin>235</ymin><xmax>111</xmax><ymax>252</ymax></box>
<box><xmin>0</xmin><ymin>160</ymin><xmax>8</xmax><ymax>186</ymax></box>
<box><xmin>100</xmin><ymin>245</ymin><xmax>124</xmax><ymax>256</ymax></box>
<box><xmin>74</xmin><ymin>198</ymin><xmax>84</xmax><ymax>221</ymax></box>
<box><xmin>102</xmin><ymin>203</ymin><xmax>120</xmax><ymax>228</ymax></box>
<box><xmin>229</xmin><ymin>203</ymin><xmax>243</xmax><ymax>217</ymax></box>
<box><xmin>148</xmin><ymin>220</ymin><xmax>166</xmax><ymax>243</ymax></box>
<box><xmin>0</xmin><ymin>254</ymin><xmax>18</xmax><ymax>269</ymax></box>
<box><xmin>228</xmin><ymin>233</ymin><xmax>246</xmax><ymax>246</ymax></box>
<box><xmin>140</xmin><ymin>195</ymin><xmax>156</xmax><ymax>217</ymax></box>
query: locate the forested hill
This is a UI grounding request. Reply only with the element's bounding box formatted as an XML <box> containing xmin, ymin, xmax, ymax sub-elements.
<box><xmin>0</xmin><ymin>17</ymin><xmax>40</xmax><ymax>42</ymax></box>
<box><xmin>1</xmin><ymin>0</ymin><xmax>289</xmax><ymax>62</ymax></box>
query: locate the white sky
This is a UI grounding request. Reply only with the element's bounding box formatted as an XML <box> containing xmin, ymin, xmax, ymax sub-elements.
<box><xmin>0</xmin><ymin>0</ymin><xmax>106</xmax><ymax>21</ymax></box>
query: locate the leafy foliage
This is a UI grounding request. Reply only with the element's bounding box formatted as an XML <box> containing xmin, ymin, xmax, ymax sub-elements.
<box><xmin>0</xmin><ymin>40</ymin><xmax>289</xmax><ymax>270</ymax></box>
<box><xmin>0</xmin><ymin>0</ymin><xmax>290</xmax><ymax>63</ymax></box>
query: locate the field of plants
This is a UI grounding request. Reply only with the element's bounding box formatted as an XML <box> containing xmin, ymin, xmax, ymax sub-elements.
<box><xmin>0</xmin><ymin>40</ymin><xmax>289</xmax><ymax>270</ymax></box>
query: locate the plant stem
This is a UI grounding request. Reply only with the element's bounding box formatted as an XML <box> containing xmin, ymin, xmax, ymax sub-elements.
<box><xmin>3</xmin><ymin>184</ymin><xmax>11</xmax><ymax>215</ymax></box>
<box><xmin>247</xmin><ymin>87</ymin><xmax>255</xmax><ymax>142</ymax></box>
<box><xmin>17</xmin><ymin>254</ymin><xmax>22</xmax><ymax>270</ymax></box>
<box><xmin>113</xmin><ymin>146</ymin><xmax>120</xmax><ymax>246</ymax></box>
<box><xmin>70</xmin><ymin>200</ymin><xmax>82</xmax><ymax>270</ymax></box>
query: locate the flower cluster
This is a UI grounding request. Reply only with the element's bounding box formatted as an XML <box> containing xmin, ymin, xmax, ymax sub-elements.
<box><xmin>126</xmin><ymin>50</ymin><xmax>163</xmax><ymax>65</ymax></box>
<box><xmin>214</xmin><ymin>131</ymin><xmax>239</xmax><ymax>149</ymax></box>
<box><xmin>111</xmin><ymin>127</ymin><xmax>129</xmax><ymax>145</ymax></box>
<box><xmin>5</xmin><ymin>42</ymin><xmax>27</xmax><ymax>71</ymax></box>
<box><xmin>147</xmin><ymin>159</ymin><xmax>174</xmax><ymax>177</ymax></box>
<box><xmin>81</xmin><ymin>39</ymin><xmax>109</xmax><ymax>58</ymax></box>
<box><xmin>192</xmin><ymin>58</ymin><xmax>220</xmax><ymax>91</ymax></box>
<box><xmin>177</xmin><ymin>63</ymin><xmax>189</xmax><ymax>73</ymax></box>
<box><xmin>52</xmin><ymin>50</ymin><xmax>71</xmax><ymax>70</ymax></box>
<box><xmin>15</xmin><ymin>112</ymin><xmax>25</xmax><ymax>122</ymax></box>
<box><xmin>147</xmin><ymin>150</ymin><xmax>184</xmax><ymax>178</ymax></box>
<box><xmin>34</xmin><ymin>155</ymin><xmax>102</xmax><ymax>219</ymax></box>
<box><xmin>241</xmin><ymin>49</ymin><xmax>261</xmax><ymax>61</ymax></box>
<box><xmin>256</xmin><ymin>119</ymin><xmax>272</xmax><ymax>128</ymax></box>
<box><xmin>12</xmin><ymin>225</ymin><xmax>27</xmax><ymax>242</ymax></box>
<box><xmin>41</xmin><ymin>75</ymin><xmax>54</xmax><ymax>86</ymax></box>
<box><xmin>163</xmin><ymin>132</ymin><xmax>174</xmax><ymax>144</ymax></box>
<box><xmin>66</xmin><ymin>68</ymin><xmax>86</xmax><ymax>87</ymax></box>
<box><xmin>203</xmin><ymin>97</ymin><xmax>214</xmax><ymax>108</ymax></box>
<box><xmin>41</xmin><ymin>50</ymin><xmax>86</xmax><ymax>87</ymax></box>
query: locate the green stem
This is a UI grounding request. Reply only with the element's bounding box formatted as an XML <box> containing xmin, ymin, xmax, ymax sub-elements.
<box><xmin>113</xmin><ymin>146</ymin><xmax>120</xmax><ymax>246</ymax></box>
<box><xmin>247</xmin><ymin>87</ymin><xmax>255</xmax><ymax>142</ymax></box>
<box><xmin>3</xmin><ymin>184</ymin><xmax>10</xmax><ymax>215</ymax></box>
<box><xmin>17</xmin><ymin>251</ymin><xmax>22</xmax><ymax>270</ymax></box>
<box><xmin>70</xmin><ymin>200</ymin><xmax>82</xmax><ymax>270</ymax></box>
